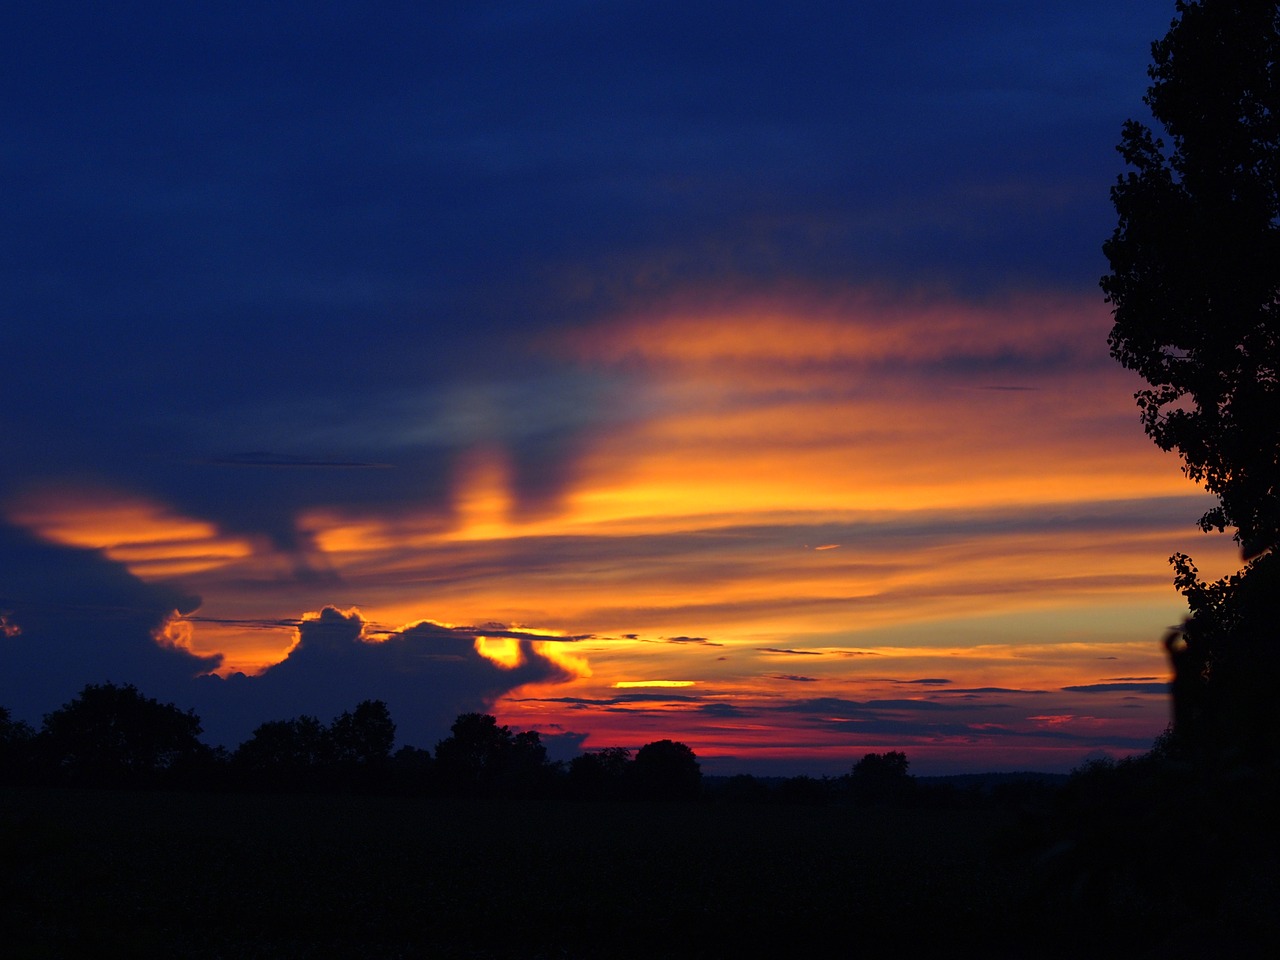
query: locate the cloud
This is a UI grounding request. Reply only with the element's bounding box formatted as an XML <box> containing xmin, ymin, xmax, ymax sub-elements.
<box><xmin>758</xmin><ymin>647</ymin><xmax>824</xmax><ymax>656</ymax></box>
<box><xmin>1061</xmin><ymin>682</ymin><xmax>1168</xmax><ymax>694</ymax></box>
<box><xmin>0</xmin><ymin>526</ymin><xmax>580</xmax><ymax>750</ymax></box>
<box><xmin>188</xmin><ymin>607</ymin><xmax>578</xmax><ymax>748</ymax></box>
<box><xmin>765</xmin><ymin>674</ymin><xmax>819</xmax><ymax>683</ymax></box>
<box><xmin>0</xmin><ymin>521</ymin><xmax>216</xmax><ymax>722</ymax></box>
<box><xmin>205</xmin><ymin>451</ymin><xmax>393</xmax><ymax>469</ymax></box>
<box><xmin>519</xmin><ymin>693</ymin><xmax>706</xmax><ymax>708</ymax></box>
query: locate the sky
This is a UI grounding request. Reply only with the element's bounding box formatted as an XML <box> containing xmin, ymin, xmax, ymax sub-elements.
<box><xmin>0</xmin><ymin>1</ymin><xmax>1243</xmax><ymax>775</ymax></box>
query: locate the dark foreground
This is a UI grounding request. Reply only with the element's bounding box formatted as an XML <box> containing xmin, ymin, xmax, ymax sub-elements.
<box><xmin>0</xmin><ymin>787</ymin><xmax>1271</xmax><ymax>959</ymax></box>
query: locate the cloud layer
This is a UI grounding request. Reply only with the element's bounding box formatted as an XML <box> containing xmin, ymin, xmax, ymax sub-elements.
<box><xmin>0</xmin><ymin>2</ymin><xmax>1223</xmax><ymax>772</ymax></box>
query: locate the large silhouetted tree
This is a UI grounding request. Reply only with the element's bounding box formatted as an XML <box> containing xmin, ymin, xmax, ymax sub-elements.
<box><xmin>567</xmin><ymin>746</ymin><xmax>631</xmax><ymax>799</ymax></box>
<box><xmin>36</xmin><ymin>682</ymin><xmax>209</xmax><ymax>787</ymax></box>
<box><xmin>434</xmin><ymin>712</ymin><xmax>551</xmax><ymax>794</ymax></box>
<box><xmin>849</xmin><ymin>751</ymin><xmax>914</xmax><ymax>806</ymax></box>
<box><xmin>632</xmin><ymin>739</ymin><xmax>701</xmax><ymax>800</ymax></box>
<box><xmin>330</xmin><ymin>699</ymin><xmax>396</xmax><ymax>767</ymax></box>
<box><xmin>233</xmin><ymin>715</ymin><xmax>331</xmax><ymax>789</ymax></box>
<box><xmin>1102</xmin><ymin>1</ymin><xmax>1280</xmax><ymax>556</ymax></box>
<box><xmin>1102</xmin><ymin>1</ymin><xmax>1280</xmax><ymax>765</ymax></box>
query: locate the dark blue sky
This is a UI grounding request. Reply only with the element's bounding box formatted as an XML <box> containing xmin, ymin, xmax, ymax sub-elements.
<box><xmin>4</xmin><ymin>0</ymin><xmax>1170</xmax><ymax>519</ymax></box>
<box><xmin>1</xmin><ymin>2</ymin><xmax>1206</xmax><ymax>772</ymax></box>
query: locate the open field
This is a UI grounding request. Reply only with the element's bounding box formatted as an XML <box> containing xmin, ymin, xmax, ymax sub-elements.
<box><xmin>0</xmin><ymin>787</ymin><xmax>1250</xmax><ymax>958</ymax></box>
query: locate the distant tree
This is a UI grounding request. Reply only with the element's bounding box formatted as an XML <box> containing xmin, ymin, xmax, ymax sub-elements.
<box><xmin>1101</xmin><ymin>0</ymin><xmax>1280</xmax><ymax>768</ymax></box>
<box><xmin>567</xmin><ymin>746</ymin><xmax>631</xmax><ymax>799</ymax></box>
<box><xmin>36</xmin><ymin>682</ymin><xmax>209</xmax><ymax>787</ymax></box>
<box><xmin>719</xmin><ymin>772</ymin><xmax>769</xmax><ymax>803</ymax></box>
<box><xmin>777</xmin><ymin>774</ymin><xmax>835</xmax><ymax>805</ymax></box>
<box><xmin>0</xmin><ymin>705</ymin><xmax>35</xmax><ymax>784</ymax></box>
<box><xmin>508</xmin><ymin>729</ymin><xmax>550</xmax><ymax>782</ymax></box>
<box><xmin>434</xmin><ymin>712</ymin><xmax>510</xmax><ymax>791</ymax></box>
<box><xmin>233</xmin><ymin>715</ymin><xmax>331</xmax><ymax>789</ymax></box>
<box><xmin>852</xmin><ymin>750</ymin><xmax>910</xmax><ymax>778</ymax></box>
<box><xmin>330</xmin><ymin>699</ymin><xmax>396</xmax><ymax>767</ymax></box>
<box><xmin>389</xmin><ymin>744</ymin><xmax>434</xmax><ymax>795</ymax></box>
<box><xmin>434</xmin><ymin>712</ymin><xmax>552</xmax><ymax>795</ymax></box>
<box><xmin>849</xmin><ymin>751</ymin><xmax>914</xmax><ymax>806</ymax></box>
<box><xmin>632</xmin><ymin>739</ymin><xmax>701</xmax><ymax>800</ymax></box>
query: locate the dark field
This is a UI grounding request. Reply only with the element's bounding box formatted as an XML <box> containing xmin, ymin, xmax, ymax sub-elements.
<box><xmin>0</xmin><ymin>787</ymin><xmax>1239</xmax><ymax>959</ymax></box>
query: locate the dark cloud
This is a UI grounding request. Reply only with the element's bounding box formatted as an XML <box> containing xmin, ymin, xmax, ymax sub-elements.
<box><xmin>0</xmin><ymin>1</ymin><xmax>1181</xmax><ymax>771</ymax></box>
<box><xmin>765</xmin><ymin>674</ymin><xmax>819</xmax><ymax>683</ymax></box>
<box><xmin>189</xmin><ymin>607</ymin><xmax>576</xmax><ymax>748</ymax></box>
<box><xmin>758</xmin><ymin>647</ymin><xmax>823</xmax><ymax>657</ymax></box>
<box><xmin>1062</xmin><ymin>682</ymin><xmax>1169</xmax><ymax>694</ymax></box>
<box><xmin>0</xmin><ymin>522</ymin><xmax>215</xmax><ymax>722</ymax></box>
<box><xmin>938</xmin><ymin>687</ymin><xmax>1050</xmax><ymax>696</ymax></box>
<box><xmin>0</xmin><ymin>0</ymin><xmax>1170</xmax><ymax>549</ymax></box>
<box><xmin>1102</xmin><ymin>676</ymin><xmax>1161</xmax><ymax>682</ymax></box>
<box><xmin>518</xmin><ymin>693</ymin><xmax>705</xmax><ymax>708</ymax></box>
<box><xmin>698</xmin><ymin>702</ymin><xmax>745</xmax><ymax>718</ymax></box>
<box><xmin>0</xmin><ymin>529</ymin><xmax>578</xmax><ymax>748</ymax></box>
<box><xmin>205</xmin><ymin>452</ymin><xmax>393</xmax><ymax>469</ymax></box>
<box><xmin>535</xmin><ymin>730</ymin><xmax>590</xmax><ymax>763</ymax></box>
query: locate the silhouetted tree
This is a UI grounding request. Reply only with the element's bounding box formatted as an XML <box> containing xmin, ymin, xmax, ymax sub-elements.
<box><xmin>632</xmin><ymin>739</ymin><xmax>701</xmax><ymax>800</ymax></box>
<box><xmin>433</xmin><ymin>712</ymin><xmax>552</xmax><ymax>795</ymax></box>
<box><xmin>720</xmin><ymin>772</ymin><xmax>769</xmax><ymax>803</ymax></box>
<box><xmin>330</xmin><ymin>699</ymin><xmax>396</xmax><ymax>767</ymax></box>
<box><xmin>849</xmin><ymin>751</ymin><xmax>914</xmax><ymax>806</ymax></box>
<box><xmin>1167</xmin><ymin>551</ymin><xmax>1280</xmax><ymax>764</ymax></box>
<box><xmin>1102</xmin><ymin>0</ymin><xmax>1280</xmax><ymax>555</ymax></box>
<box><xmin>777</xmin><ymin>774</ymin><xmax>835</xmax><ymax>805</ymax></box>
<box><xmin>506</xmin><ymin>728</ymin><xmax>552</xmax><ymax>793</ymax></box>
<box><xmin>0</xmin><ymin>705</ymin><xmax>35</xmax><ymax>784</ymax></box>
<box><xmin>233</xmin><ymin>715</ymin><xmax>331</xmax><ymax>789</ymax></box>
<box><xmin>389</xmin><ymin>744</ymin><xmax>434</xmax><ymax>795</ymax></box>
<box><xmin>1102</xmin><ymin>0</ymin><xmax>1280</xmax><ymax>767</ymax></box>
<box><xmin>35</xmin><ymin>682</ymin><xmax>209</xmax><ymax>787</ymax></box>
<box><xmin>567</xmin><ymin>746</ymin><xmax>631</xmax><ymax>799</ymax></box>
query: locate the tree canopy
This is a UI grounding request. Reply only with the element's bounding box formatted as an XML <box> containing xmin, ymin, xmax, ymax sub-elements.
<box><xmin>1101</xmin><ymin>0</ymin><xmax>1280</xmax><ymax>557</ymax></box>
<box><xmin>632</xmin><ymin>738</ymin><xmax>701</xmax><ymax>800</ymax></box>
<box><xmin>37</xmin><ymin>682</ymin><xmax>208</xmax><ymax>786</ymax></box>
<box><xmin>1103</xmin><ymin>1</ymin><xmax>1280</xmax><ymax>765</ymax></box>
<box><xmin>433</xmin><ymin>712</ymin><xmax>549</xmax><ymax>794</ymax></box>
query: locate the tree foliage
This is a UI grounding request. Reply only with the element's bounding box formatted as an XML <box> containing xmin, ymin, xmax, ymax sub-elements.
<box><xmin>233</xmin><ymin>700</ymin><xmax>397</xmax><ymax>790</ymax></box>
<box><xmin>849</xmin><ymin>751</ymin><xmax>914</xmax><ymax>805</ymax></box>
<box><xmin>433</xmin><ymin>712</ymin><xmax>550</xmax><ymax>794</ymax></box>
<box><xmin>0</xmin><ymin>705</ymin><xmax>35</xmax><ymax>784</ymax></box>
<box><xmin>632</xmin><ymin>739</ymin><xmax>701</xmax><ymax>800</ymax></box>
<box><xmin>567</xmin><ymin>746</ymin><xmax>631</xmax><ymax>799</ymax></box>
<box><xmin>330</xmin><ymin>699</ymin><xmax>396</xmax><ymax>767</ymax></box>
<box><xmin>1101</xmin><ymin>0</ymin><xmax>1280</xmax><ymax>556</ymax></box>
<box><xmin>1103</xmin><ymin>0</ymin><xmax>1280</xmax><ymax>767</ymax></box>
<box><xmin>36</xmin><ymin>682</ymin><xmax>208</xmax><ymax>786</ymax></box>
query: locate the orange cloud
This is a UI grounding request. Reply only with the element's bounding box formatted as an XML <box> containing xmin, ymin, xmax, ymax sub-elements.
<box><xmin>7</xmin><ymin>487</ymin><xmax>255</xmax><ymax>580</ymax></box>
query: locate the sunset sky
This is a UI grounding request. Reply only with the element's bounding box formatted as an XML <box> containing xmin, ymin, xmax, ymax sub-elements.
<box><xmin>0</xmin><ymin>1</ymin><xmax>1241</xmax><ymax>775</ymax></box>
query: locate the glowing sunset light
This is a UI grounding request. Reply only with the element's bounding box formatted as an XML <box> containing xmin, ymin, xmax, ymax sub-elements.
<box><xmin>449</xmin><ymin>445</ymin><xmax>516</xmax><ymax>542</ymax></box>
<box><xmin>6</xmin><ymin>489</ymin><xmax>255</xmax><ymax>579</ymax></box>
<box><xmin>1</xmin><ymin>2</ymin><xmax>1229</xmax><ymax>779</ymax></box>
<box><xmin>475</xmin><ymin>636</ymin><xmax>522</xmax><ymax>669</ymax></box>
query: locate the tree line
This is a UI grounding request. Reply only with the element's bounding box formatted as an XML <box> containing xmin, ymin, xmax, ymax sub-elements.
<box><xmin>1</xmin><ymin>681</ymin><xmax>948</xmax><ymax>805</ymax></box>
